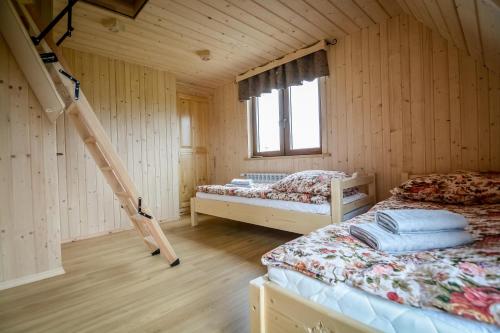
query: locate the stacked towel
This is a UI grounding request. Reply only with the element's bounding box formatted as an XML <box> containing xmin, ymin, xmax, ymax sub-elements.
<box><xmin>349</xmin><ymin>209</ymin><xmax>473</xmax><ymax>254</ymax></box>
<box><xmin>376</xmin><ymin>209</ymin><xmax>468</xmax><ymax>234</ymax></box>
<box><xmin>227</xmin><ymin>178</ymin><xmax>254</xmax><ymax>188</ymax></box>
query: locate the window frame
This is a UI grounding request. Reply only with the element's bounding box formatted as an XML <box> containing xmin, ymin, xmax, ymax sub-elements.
<box><xmin>250</xmin><ymin>81</ymin><xmax>322</xmax><ymax>158</ymax></box>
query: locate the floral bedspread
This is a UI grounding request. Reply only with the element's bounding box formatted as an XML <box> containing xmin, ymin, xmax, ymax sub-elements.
<box><xmin>196</xmin><ymin>184</ymin><xmax>329</xmax><ymax>204</ymax></box>
<box><xmin>262</xmin><ymin>197</ymin><xmax>500</xmax><ymax>326</ymax></box>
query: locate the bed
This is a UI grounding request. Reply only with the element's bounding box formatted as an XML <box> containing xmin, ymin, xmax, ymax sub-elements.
<box><xmin>190</xmin><ymin>172</ymin><xmax>376</xmax><ymax>234</ymax></box>
<box><xmin>250</xmin><ymin>172</ymin><xmax>500</xmax><ymax>333</ymax></box>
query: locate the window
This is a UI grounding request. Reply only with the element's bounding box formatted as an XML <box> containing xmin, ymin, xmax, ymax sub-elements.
<box><xmin>251</xmin><ymin>79</ymin><xmax>321</xmax><ymax>157</ymax></box>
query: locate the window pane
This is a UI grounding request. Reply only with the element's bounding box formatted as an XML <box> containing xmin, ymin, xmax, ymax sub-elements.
<box><xmin>256</xmin><ymin>89</ymin><xmax>281</xmax><ymax>152</ymax></box>
<box><xmin>289</xmin><ymin>79</ymin><xmax>320</xmax><ymax>150</ymax></box>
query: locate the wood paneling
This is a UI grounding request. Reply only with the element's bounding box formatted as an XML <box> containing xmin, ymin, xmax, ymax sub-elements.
<box><xmin>208</xmin><ymin>14</ymin><xmax>500</xmax><ymax>200</ymax></box>
<box><xmin>57</xmin><ymin>48</ymin><xmax>180</xmax><ymax>242</ymax></box>
<box><xmin>0</xmin><ymin>35</ymin><xmax>62</xmax><ymax>285</ymax></box>
<box><xmin>178</xmin><ymin>94</ymin><xmax>210</xmax><ymax>214</ymax></box>
<box><xmin>53</xmin><ymin>0</ymin><xmax>402</xmax><ymax>90</ymax></box>
<box><xmin>397</xmin><ymin>0</ymin><xmax>500</xmax><ymax>74</ymax></box>
<box><xmin>0</xmin><ymin>216</ymin><xmax>296</xmax><ymax>332</ymax></box>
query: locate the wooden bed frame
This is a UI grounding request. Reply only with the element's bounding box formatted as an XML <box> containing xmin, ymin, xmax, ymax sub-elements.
<box><xmin>190</xmin><ymin>173</ymin><xmax>376</xmax><ymax>234</ymax></box>
<box><xmin>249</xmin><ymin>275</ymin><xmax>379</xmax><ymax>333</ymax></box>
<box><xmin>248</xmin><ymin>172</ymin><xmax>421</xmax><ymax>333</ymax></box>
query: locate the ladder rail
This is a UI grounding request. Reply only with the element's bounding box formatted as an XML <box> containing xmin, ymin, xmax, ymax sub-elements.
<box><xmin>0</xmin><ymin>0</ymin><xmax>66</xmax><ymax>121</ymax></box>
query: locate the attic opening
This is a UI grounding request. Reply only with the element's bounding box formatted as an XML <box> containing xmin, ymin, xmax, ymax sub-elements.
<box><xmin>82</xmin><ymin>0</ymin><xmax>149</xmax><ymax>18</ymax></box>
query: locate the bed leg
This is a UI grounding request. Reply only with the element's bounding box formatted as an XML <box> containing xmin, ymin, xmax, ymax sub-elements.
<box><xmin>250</xmin><ymin>277</ymin><xmax>266</xmax><ymax>333</ymax></box>
<box><xmin>190</xmin><ymin>197</ymin><xmax>198</xmax><ymax>227</ymax></box>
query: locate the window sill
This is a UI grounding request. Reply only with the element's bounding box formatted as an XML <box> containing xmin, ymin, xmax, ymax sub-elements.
<box><xmin>245</xmin><ymin>153</ymin><xmax>331</xmax><ymax>161</ymax></box>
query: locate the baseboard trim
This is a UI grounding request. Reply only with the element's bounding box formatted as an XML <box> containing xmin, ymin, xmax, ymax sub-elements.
<box><xmin>0</xmin><ymin>267</ymin><xmax>65</xmax><ymax>291</ymax></box>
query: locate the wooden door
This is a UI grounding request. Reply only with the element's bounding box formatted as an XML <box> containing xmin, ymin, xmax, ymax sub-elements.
<box><xmin>177</xmin><ymin>94</ymin><xmax>210</xmax><ymax>214</ymax></box>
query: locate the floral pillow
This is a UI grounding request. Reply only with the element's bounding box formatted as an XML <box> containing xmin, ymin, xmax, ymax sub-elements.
<box><xmin>270</xmin><ymin>170</ymin><xmax>359</xmax><ymax>197</ymax></box>
<box><xmin>391</xmin><ymin>171</ymin><xmax>500</xmax><ymax>205</ymax></box>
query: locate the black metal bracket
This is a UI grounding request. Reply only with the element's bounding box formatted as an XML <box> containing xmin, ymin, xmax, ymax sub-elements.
<box><xmin>137</xmin><ymin>197</ymin><xmax>153</xmax><ymax>219</ymax></box>
<box><xmin>40</xmin><ymin>53</ymin><xmax>58</xmax><ymax>63</ymax></box>
<box><xmin>170</xmin><ymin>258</ymin><xmax>180</xmax><ymax>267</ymax></box>
<box><xmin>31</xmin><ymin>0</ymin><xmax>79</xmax><ymax>47</ymax></box>
<box><xmin>137</xmin><ymin>197</ymin><xmax>180</xmax><ymax>266</ymax></box>
<box><xmin>58</xmin><ymin>69</ymin><xmax>80</xmax><ymax>100</ymax></box>
<box><xmin>138</xmin><ymin>197</ymin><xmax>160</xmax><ymax>256</ymax></box>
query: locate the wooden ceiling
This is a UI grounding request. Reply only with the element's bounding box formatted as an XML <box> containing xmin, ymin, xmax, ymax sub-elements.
<box><xmin>53</xmin><ymin>0</ymin><xmax>499</xmax><ymax>91</ymax></box>
<box><xmin>53</xmin><ymin>0</ymin><xmax>402</xmax><ymax>90</ymax></box>
<box><xmin>396</xmin><ymin>0</ymin><xmax>500</xmax><ymax>74</ymax></box>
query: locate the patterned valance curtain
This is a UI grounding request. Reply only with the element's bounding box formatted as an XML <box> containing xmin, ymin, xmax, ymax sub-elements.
<box><xmin>238</xmin><ymin>50</ymin><xmax>329</xmax><ymax>101</ymax></box>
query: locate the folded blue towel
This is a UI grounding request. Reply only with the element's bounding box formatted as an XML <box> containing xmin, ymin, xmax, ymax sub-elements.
<box><xmin>376</xmin><ymin>209</ymin><xmax>468</xmax><ymax>234</ymax></box>
<box><xmin>349</xmin><ymin>223</ymin><xmax>473</xmax><ymax>253</ymax></box>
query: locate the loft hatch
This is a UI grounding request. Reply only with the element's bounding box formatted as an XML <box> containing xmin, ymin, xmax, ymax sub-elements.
<box><xmin>82</xmin><ymin>0</ymin><xmax>148</xmax><ymax>18</ymax></box>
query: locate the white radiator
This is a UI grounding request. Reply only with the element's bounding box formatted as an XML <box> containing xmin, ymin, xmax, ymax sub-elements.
<box><xmin>240</xmin><ymin>172</ymin><xmax>288</xmax><ymax>184</ymax></box>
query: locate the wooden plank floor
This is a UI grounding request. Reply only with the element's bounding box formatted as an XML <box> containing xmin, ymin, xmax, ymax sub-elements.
<box><xmin>0</xmin><ymin>216</ymin><xmax>296</xmax><ymax>333</ymax></box>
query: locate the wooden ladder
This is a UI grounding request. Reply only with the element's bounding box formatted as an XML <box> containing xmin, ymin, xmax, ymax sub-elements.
<box><xmin>0</xmin><ymin>0</ymin><xmax>180</xmax><ymax>266</ymax></box>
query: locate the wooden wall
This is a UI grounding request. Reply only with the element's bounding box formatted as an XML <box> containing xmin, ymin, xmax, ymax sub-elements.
<box><xmin>58</xmin><ymin>48</ymin><xmax>179</xmax><ymax>242</ymax></box>
<box><xmin>178</xmin><ymin>94</ymin><xmax>210</xmax><ymax>214</ymax></box>
<box><xmin>0</xmin><ymin>36</ymin><xmax>63</xmax><ymax>287</ymax></box>
<box><xmin>208</xmin><ymin>14</ymin><xmax>500</xmax><ymax>200</ymax></box>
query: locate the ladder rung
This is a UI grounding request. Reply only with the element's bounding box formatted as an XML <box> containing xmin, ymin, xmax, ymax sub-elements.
<box><xmin>115</xmin><ymin>191</ymin><xmax>129</xmax><ymax>198</ymax></box>
<box><xmin>100</xmin><ymin>166</ymin><xmax>112</xmax><ymax>172</ymax></box>
<box><xmin>84</xmin><ymin>136</ymin><xmax>96</xmax><ymax>144</ymax></box>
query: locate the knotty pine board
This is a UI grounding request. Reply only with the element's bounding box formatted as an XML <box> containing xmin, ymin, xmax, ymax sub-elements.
<box><xmin>57</xmin><ymin>48</ymin><xmax>180</xmax><ymax>242</ymax></box>
<box><xmin>0</xmin><ymin>35</ymin><xmax>62</xmax><ymax>283</ymax></box>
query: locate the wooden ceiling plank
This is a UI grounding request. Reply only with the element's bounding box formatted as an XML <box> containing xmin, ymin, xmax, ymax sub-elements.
<box><xmin>329</xmin><ymin>0</ymin><xmax>374</xmax><ymax>28</ymax></box>
<box><xmin>455</xmin><ymin>0</ymin><xmax>484</xmax><ymax>64</ymax></box>
<box><xmin>395</xmin><ymin>0</ymin><xmax>412</xmax><ymax>14</ymax></box>
<box><xmin>179</xmin><ymin>0</ymin><xmax>297</xmax><ymax>53</ymax></box>
<box><xmin>201</xmin><ymin>0</ymin><xmax>306</xmax><ymax>48</ymax></box>
<box><xmin>252</xmin><ymin>0</ymin><xmax>329</xmax><ymax>41</ymax></box>
<box><xmin>283</xmin><ymin>0</ymin><xmax>347</xmax><ymax>36</ymax></box>
<box><xmin>422</xmin><ymin>0</ymin><xmax>452</xmax><ymax>41</ymax></box>
<box><xmin>56</xmin><ymin>9</ymin><xmax>256</xmax><ymax>76</ymax></box>
<box><xmin>138</xmin><ymin>11</ymin><xmax>264</xmax><ymax>65</ymax></box>
<box><xmin>55</xmin><ymin>21</ymin><xmax>241</xmax><ymax>80</ymax></box>
<box><xmin>225</xmin><ymin>0</ymin><xmax>316</xmax><ymax>44</ymax></box>
<box><xmin>376</xmin><ymin>0</ymin><xmax>404</xmax><ymax>17</ymax></box>
<box><xmin>176</xmin><ymin>81</ymin><xmax>215</xmax><ymax>97</ymax></box>
<box><xmin>412</xmin><ymin>0</ymin><xmax>441</xmax><ymax>33</ymax></box>
<box><xmin>143</xmin><ymin>3</ymin><xmax>276</xmax><ymax>61</ymax></box>
<box><xmin>62</xmin><ymin>35</ymin><xmax>231</xmax><ymax>86</ymax></box>
<box><xmin>434</xmin><ymin>0</ymin><xmax>467</xmax><ymax>50</ymax></box>
<box><xmin>55</xmin><ymin>0</ymin><xmax>271</xmax><ymax>65</ymax></box>
<box><xmin>400</xmin><ymin>0</ymin><xmax>430</xmax><ymax>28</ymax></box>
<box><xmin>64</xmin><ymin>42</ymin><xmax>224</xmax><ymax>88</ymax></box>
<box><xmin>157</xmin><ymin>0</ymin><xmax>284</xmax><ymax>60</ymax></box>
<box><xmin>353</xmin><ymin>0</ymin><xmax>389</xmax><ymax>23</ymax></box>
<box><xmin>56</xmin><ymin>1</ymin><xmax>263</xmax><ymax>67</ymax></box>
<box><xmin>303</xmin><ymin>0</ymin><xmax>361</xmax><ymax>34</ymax></box>
<box><xmin>477</xmin><ymin>0</ymin><xmax>500</xmax><ymax>73</ymax></box>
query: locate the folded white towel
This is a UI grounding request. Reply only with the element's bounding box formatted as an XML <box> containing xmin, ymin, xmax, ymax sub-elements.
<box><xmin>349</xmin><ymin>223</ymin><xmax>473</xmax><ymax>253</ymax></box>
<box><xmin>376</xmin><ymin>209</ymin><xmax>468</xmax><ymax>234</ymax></box>
<box><xmin>230</xmin><ymin>178</ymin><xmax>253</xmax><ymax>186</ymax></box>
<box><xmin>225</xmin><ymin>183</ymin><xmax>252</xmax><ymax>188</ymax></box>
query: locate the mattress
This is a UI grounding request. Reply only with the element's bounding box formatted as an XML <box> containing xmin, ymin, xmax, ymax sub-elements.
<box><xmin>268</xmin><ymin>267</ymin><xmax>498</xmax><ymax>333</ymax></box>
<box><xmin>195</xmin><ymin>191</ymin><xmax>369</xmax><ymax>219</ymax></box>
